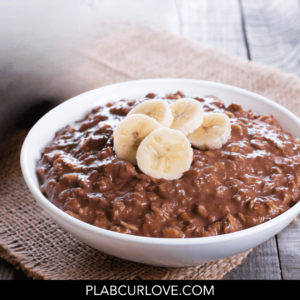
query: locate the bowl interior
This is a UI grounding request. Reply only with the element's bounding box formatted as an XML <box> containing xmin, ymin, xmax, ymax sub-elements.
<box><xmin>21</xmin><ymin>78</ymin><xmax>300</xmax><ymax>244</ymax></box>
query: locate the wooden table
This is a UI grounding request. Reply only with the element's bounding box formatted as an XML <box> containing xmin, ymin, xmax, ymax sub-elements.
<box><xmin>1</xmin><ymin>0</ymin><xmax>300</xmax><ymax>280</ymax></box>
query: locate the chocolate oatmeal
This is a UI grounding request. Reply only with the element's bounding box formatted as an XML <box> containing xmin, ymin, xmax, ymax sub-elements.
<box><xmin>36</xmin><ymin>92</ymin><xmax>300</xmax><ymax>238</ymax></box>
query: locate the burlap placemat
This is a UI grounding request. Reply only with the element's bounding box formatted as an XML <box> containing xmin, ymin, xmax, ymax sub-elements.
<box><xmin>1</xmin><ymin>26</ymin><xmax>300</xmax><ymax>280</ymax></box>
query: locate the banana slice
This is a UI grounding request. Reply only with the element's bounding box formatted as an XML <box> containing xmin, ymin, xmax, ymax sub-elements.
<box><xmin>169</xmin><ymin>98</ymin><xmax>204</xmax><ymax>135</ymax></box>
<box><xmin>136</xmin><ymin>128</ymin><xmax>193</xmax><ymax>180</ymax></box>
<box><xmin>188</xmin><ymin>113</ymin><xmax>231</xmax><ymax>150</ymax></box>
<box><xmin>128</xmin><ymin>99</ymin><xmax>173</xmax><ymax>127</ymax></box>
<box><xmin>113</xmin><ymin>114</ymin><xmax>161</xmax><ymax>164</ymax></box>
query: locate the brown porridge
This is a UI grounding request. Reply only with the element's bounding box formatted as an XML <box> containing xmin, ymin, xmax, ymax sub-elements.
<box><xmin>36</xmin><ymin>92</ymin><xmax>300</xmax><ymax>238</ymax></box>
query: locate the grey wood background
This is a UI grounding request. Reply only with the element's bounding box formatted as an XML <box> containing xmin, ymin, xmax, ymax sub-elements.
<box><xmin>1</xmin><ymin>0</ymin><xmax>300</xmax><ymax>280</ymax></box>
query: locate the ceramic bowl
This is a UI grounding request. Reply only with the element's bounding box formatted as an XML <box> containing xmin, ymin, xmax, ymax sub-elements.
<box><xmin>21</xmin><ymin>79</ymin><xmax>300</xmax><ymax>267</ymax></box>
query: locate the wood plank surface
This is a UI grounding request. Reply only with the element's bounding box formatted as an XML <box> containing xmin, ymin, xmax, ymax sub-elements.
<box><xmin>242</xmin><ymin>0</ymin><xmax>300</xmax><ymax>76</ymax></box>
<box><xmin>0</xmin><ymin>258</ymin><xmax>29</xmax><ymax>280</ymax></box>
<box><xmin>179</xmin><ymin>0</ymin><xmax>248</xmax><ymax>58</ymax></box>
<box><xmin>222</xmin><ymin>237</ymin><xmax>282</xmax><ymax>280</ymax></box>
<box><xmin>277</xmin><ymin>218</ymin><xmax>300</xmax><ymax>279</ymax></box>
<box><xmin>0</xmin><ymin>259</ymin><xmax>14</xmax><ymax>280</ymax></box>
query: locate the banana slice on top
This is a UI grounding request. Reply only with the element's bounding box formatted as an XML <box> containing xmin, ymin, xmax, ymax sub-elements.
<box><xmin>188</xmin><ymin>113</ymin><xmax>231</xmax><ymax>150</ymax></box>
<box><xmin>128</xmin><ymin>99</ymin><xmax>173</xmax><ymax>127</ymax></box>
<box><xmin>136</xmin><ymin>128</ymin><xmax>193</xmax><ymax>180</ymax></box>
<box><xmin>113</xmin><ymin>114</ymin><xmax>161</xmax><ymax>164</ymax></box>
<box><xmin>169</xmin><ymin>98</ymin><xmax>204</xmax><ymax>135</ymax></box>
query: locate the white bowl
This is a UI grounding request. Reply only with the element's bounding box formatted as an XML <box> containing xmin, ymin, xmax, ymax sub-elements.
<box><xmin>21</xmin><ymin>79</ymin><xmax>300</xmax><ymax>267</ymax></box>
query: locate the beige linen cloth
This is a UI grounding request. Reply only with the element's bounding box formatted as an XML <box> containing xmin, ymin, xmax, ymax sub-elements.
<box><xmin>1</xmin><ymin>27</ymin><xmax>300</xmax><ymax>280</ymax></box>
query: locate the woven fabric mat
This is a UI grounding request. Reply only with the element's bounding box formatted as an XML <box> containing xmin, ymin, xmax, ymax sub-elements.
<box><xmin>1</xmin><ymin>26</ymin><xmax>300</xmax><ymax>280</ymax></box>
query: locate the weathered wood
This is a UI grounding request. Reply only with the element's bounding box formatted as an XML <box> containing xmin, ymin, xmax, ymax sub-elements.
<box><xmin>179</xmin><ymin>0</ymin><xmax>248</xmax><ymax>58</ymax></box>
<box><xmin>0</xmin><ymin>259</ymin><xmax>14</xmax><ymax>280</ymax></box>
<box><xmin>241</xmin><ymin>0</ymin><xmax>300</xmax><ymax>76</ymax></box>
<box><xmin>0</xmin><ymin>258</ymin><xmax>30</xmax><ymax>280</ymax></box>
<box><xmin>277</xmin><ymin>218</ymin><xmax>300</xmax><ymax>279</ymax></box>
<box><xmin>222</xmin><ymin>237</ymin><xmax>282</xmax><ymax>280</ymax></box>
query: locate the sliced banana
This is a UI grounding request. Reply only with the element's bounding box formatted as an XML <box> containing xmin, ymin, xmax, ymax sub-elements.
<box><xmin>128</xmin><ymin>99</ymin><xmax>173</xmax><ymax>127</ymax></box>
<box><xmin>188</xmin><ymin>113</ymin><xmax>231</xmax><ymax>150</ymax></box>
<box><xmin>169</xmin><ymin>98</ymin><xmax>204</xmax><ymax>135</ymax></box>
<box><xmin>136</xmin><ymin>128</ymin><xmax>193</xmax><ymax>180</ymax></box>
<box><xmin>113</xmin><ymin>114</ymin><xmax>161</xmax><ymax>164</ymax></box>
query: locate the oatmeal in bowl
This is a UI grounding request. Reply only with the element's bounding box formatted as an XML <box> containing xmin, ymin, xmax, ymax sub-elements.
<box><xmin>21</xmin><ymin>79</ymin><xmax>300</xmax><ymax>266</ymax></box>
<box><xmin>36</xmin><ymin>91</ymin><xmax>300</xmax><ymax>239</ymax></box>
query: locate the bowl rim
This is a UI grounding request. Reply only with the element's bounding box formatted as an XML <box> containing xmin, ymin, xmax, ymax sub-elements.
<box><xmin>21</xmin><ymin>78</ymin><xmax>300</xmax><ymax>246</ymax></box>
